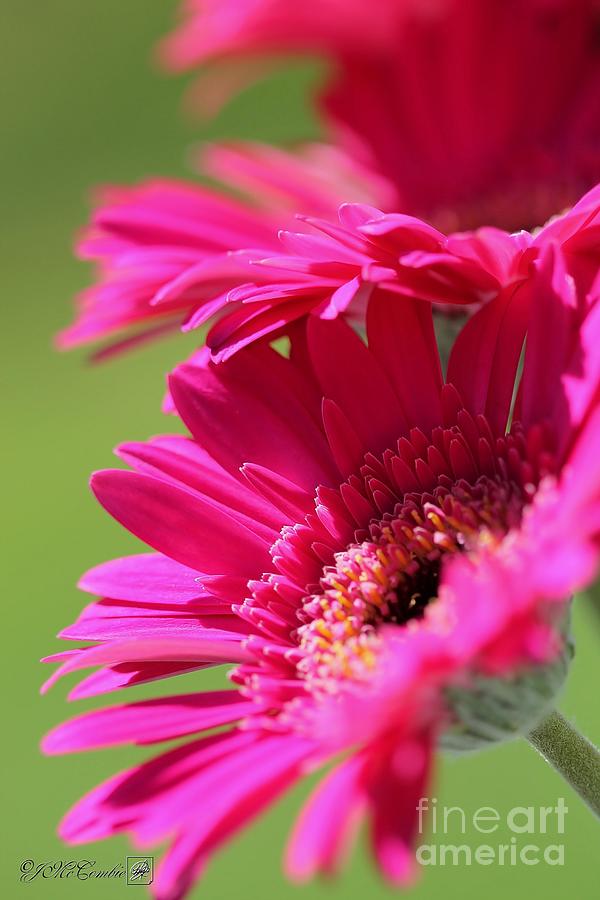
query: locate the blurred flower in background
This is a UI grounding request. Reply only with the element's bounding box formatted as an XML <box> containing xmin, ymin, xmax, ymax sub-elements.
<box><xmin>162</xmin><ymin>0</ymin><xmax>600</xmax><ymax>231</ymax></box>
<box><xmin>60</xmin><ymin>0</ymin><xmax>600</xmax><ymax>360</ymax></box>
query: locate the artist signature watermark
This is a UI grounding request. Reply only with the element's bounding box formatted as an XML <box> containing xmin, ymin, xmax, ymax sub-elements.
<box><xmin>416</xmin><ymin>797</ymin><xmax>568</xmax><ymax>866</ymax></box>
<box><xmin>19</xmin><ymin>857</ymin><xmax>154</xmax><ymax>885</ymax></box>
<box><xmin>125</xmin><ymin>857</ymin><xmax>154</xmax><ymax>885</ymax></box>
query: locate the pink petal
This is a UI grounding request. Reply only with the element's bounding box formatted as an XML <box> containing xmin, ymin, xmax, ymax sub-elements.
<box><xmin>366</xmin><ymin>289</ymin><xmax>441</xmax><ymax>433</ymax></box>
<box><xmin>42</xmin><ymin>691</ymin><xmax>260</xmax><ymax>753</ymax></box>
<box><xmin>91</xmin><ymin>469</ymin><xmax>271</xmax><ymax>576</ymax></box>
<box><xmin>169</xmin><ymin>345</ymin><xmax>336</xmax><ymax>490</ymax></box>
<box><xmin>41</xmin><ymin>637</ymin><xmax>250</xmax><ymax>694</ymax></box>
<box><xmin>153</xmin><ymin>734</ymin><xmax>316</xmax><ymax>900</ymax></box>
<box><xmin>518</xmin><ymin>243</ymin><xmax>577</xmax><ymax>437</ymax></box>
<box><xmin>368</xmin><ymin>734</ymin><xmax>434</xmax><ymax>886</ymax></box>
<box><xmin>307</xmin><ymin>316</ymin><xmax>405</xmax><ymax>456</ymax></box>
<box><xmin>78</xmin><ymin>554</ymin><xmax>204</xmax><ymax>604</ymax></box>
<box><xmin>448</xmin><ymin>283</ymin><xmax>529</xmax><ymax>435</ymax></box>
<box><xmin>67</xmin><ymin>661</ymin><xmax>209</xmax><ymax>700</ymax></box>
<box><xmin>286</xmin><ymin>753</ymin><xmax>367</xmax><ymax>880</ymax></box>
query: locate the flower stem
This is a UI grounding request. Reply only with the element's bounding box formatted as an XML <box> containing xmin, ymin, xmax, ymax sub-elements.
<box><xmin>590</xmin><ymin>589</ymin><xmax>600</xmax><ymax>627</ymax></box>
<box><xmin>528</xmin><ymin>711</ymin><xmax>600</xmax><ymax>819</ymax></box>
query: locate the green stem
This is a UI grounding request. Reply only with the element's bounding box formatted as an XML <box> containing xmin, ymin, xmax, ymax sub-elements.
<box><xmin>590</xmin><ymin>589</ymin><xmax>600</xmax><ymax>627</ymax></box>
<box><xmin>528</xmin><ymin>711</ymin><xmax>600</xmax><ymax>819</ymax></box>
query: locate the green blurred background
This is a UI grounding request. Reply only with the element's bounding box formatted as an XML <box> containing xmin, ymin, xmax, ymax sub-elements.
<box><xmin>2</xmin><ymin>2</ymin><xmax>598</xmax><ymax>897</ymax></box>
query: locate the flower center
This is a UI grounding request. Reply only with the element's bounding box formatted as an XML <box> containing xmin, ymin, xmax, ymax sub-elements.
<box><xmin>296</xmin><ymin>476</ymin><xmax>523</xmax><ymax>688</ymax></box>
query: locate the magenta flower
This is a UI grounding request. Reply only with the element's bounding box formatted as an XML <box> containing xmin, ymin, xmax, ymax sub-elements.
<box><xmin>162</xmin><ymin>0</ymin><xmax>600</xmax><ymax>230</ymax></box>
<box><xmin>57</xmin><ymin>142</ymin><xmax>391</xmax><ymax>357</ymax></box>
<box><xmin>205</xmin><ymin>182</ymin><xmax>600</xmax><ymax>360</ymax></box>
<box><xmin>59</xmin><ymin>150</ymin><xmax>600</xmax><ymax>362</ymax></box>
<box><xmin>44</xmin><ymin>252</ymin><xmax>599</xmax><ymax>897</ymax></box>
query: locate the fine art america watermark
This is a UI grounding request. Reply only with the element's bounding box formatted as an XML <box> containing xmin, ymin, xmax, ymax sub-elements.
<box><xmin>416</xmin><ymin>797</ymin><xmax>568</xmax><ymax>866</ymax></box>
<box><xmin>19</xmin><ymin>857</ymin><xmax>154</xmax><ymax>885</ymax></box>
<box><xmin>18</xmin><ymin>800</ymin><xmax>568</xmax><ymax>882</ymax></box>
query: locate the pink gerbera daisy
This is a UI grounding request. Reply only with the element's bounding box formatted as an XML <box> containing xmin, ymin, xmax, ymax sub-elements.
<box><xmin>57</xmin><ymin>141</ymin><xmax>391</xmax><ymax>357</ymax></box>
<box><xmin>44</xmin><ymin>251</ymin><xmax>600</xmax><ymax>897</ymax></box>
<box><xmin>59</xmin><ymin>151</ymin><xmax>600</xmax><ymax>363</ymax></box>
<box><xmin>203</xmin><ymin>182</ymin><xmax>600</xmax><ymax>360</ymax></box>
<box><xmin>162</xmin><ymin>0</ymin><xmax>600</xmax><ymax>230</ymax></box>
